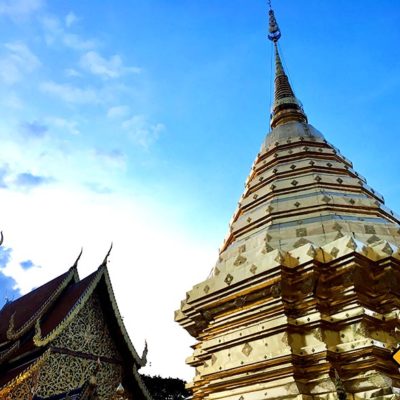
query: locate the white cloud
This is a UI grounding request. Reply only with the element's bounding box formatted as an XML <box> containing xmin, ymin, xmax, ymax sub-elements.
<box><xmin>107</xmin><ymin>105</ymin><xmax>130</xmax><ymax>119</ymax></box>
<box><xmin>40</xmin><ymin>81</ymin><xmax>99</xmax><ymax>104</ymax></box>
<box><xmin>0</xmin><ymin>0</ymin><xmax>43</xmax><ymax>20</ymax></box>
<box><xmin>65</xmin><ymin>11</ymin><xmax>78</xmax><ymax>28</ymax></box>
<box><xmin>63</xmin><ymin>33</ymin><xmax>96</xmax><ymax>51</ymax></box>
<box><xmin>40</xmin><ymin>14</ymin><xmax>96</xmax><ymax>50</ymax></box>
<box><xmin>80</xmin><ymin>51</ymin><xmax>141</xmax><ymax>79</ymax></box>
<box><xmin>122</xmin><ymin>115</ymin><xmax>164</xmax><ymax>148</ymax></box>
<box><xmin>90</xmin><ymin>148</ymin><xmax>126</xmax><ymax>169</ymax></box>
<box><xmin>0</xmin><ymin>119</ymin><xmax>208</xmax><ymax>380</ymax></box>
<box><xmin>1</xmin><ymin>91</ymin><xmax>23</xmax><ymax>109</ymax></box>
<box><xmin>0</xmin><ymin>184</ymin><xmax>216</xmax><ymax>379</ymax></box>
<box><xmin>0</xmin><ymin>59</ymin><xmax>21</xmax><ymax>85</ymax></box>
<box><xmin>46</xmin><ymin>116</ymin><xmax>80</xmax><ymax>135</ymax></box>
<box><xmin>5</xmin><ymin>42</ymin><xmax>40</xmax><ymax>70</ymax></box>
<box><xmin>0</xmin><ymin>42</ymin><xmax>40</xmax><ymax>85</ymax></box>
<box><xmin>40</xmin><ymin>15</ymin><xmax>62</xmax><ymax>45</ymax></box>
<box><xmin>64</xmin><ymin>68</ymin><xmax>81</xmax><ymax>78</ymax></box>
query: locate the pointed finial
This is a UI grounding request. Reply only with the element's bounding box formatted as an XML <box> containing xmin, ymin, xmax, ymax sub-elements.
<box><xmin>268</xmin><ymin>2</ymin><xmax>281</xmax><ymax>43</ymax></box>
<box><xmin>72</xmin><ymin>248</ymin><xmax>83</xmax><ymax>268</ymax></box>
<box><xmin>101</xmin><ymin>242</ymin><xmax>113</xmax><ymax>267</ymax></box>
<box><xmin>116</xmin><ymin>383</ymin><xmax>125</xmax><ymax>395</ymax></box>
<box><xmin>267</xmin><ymin>2</ymin><xmax>308</xmax><ymax>128</ymax></box>
<box><xmin>140</xmin><ymin>340</ymin><xmax>148</xmax><ymax>366</ymax></box>
<box><xmin>274</xmin><ymin>43</ymin><xmax>285</xmax><ymax>77</ymax></box>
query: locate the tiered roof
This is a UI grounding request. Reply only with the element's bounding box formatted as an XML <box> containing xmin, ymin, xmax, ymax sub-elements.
<box><xmin>0</xmin><ymin>257</ymin><xmax>151</xmax><ymax>399</ymax></box>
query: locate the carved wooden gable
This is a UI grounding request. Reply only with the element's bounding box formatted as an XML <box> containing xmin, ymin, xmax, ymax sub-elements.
<box><xmin>0</xmin><ymin>266</ymin><xmax>151</xmax><ymax>400</ymax></box>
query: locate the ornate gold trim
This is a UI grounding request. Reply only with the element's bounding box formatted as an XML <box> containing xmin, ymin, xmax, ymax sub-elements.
<box><xmin>0</xmin><ymin>349</ymin><xmax>50</xmax><ymax>397</ymax></box>
<box><xmin>0</xmin><ymin>340</ymin><xmax>20</xmax><ymax>364</ymax></box>
<box><xmin>33</xmin><ymin>267</ymin><xmax>104</xmax><ymax>347</ymax></box>
<box><xmin>102</xmin><ymin>267</ymin><xmax>147</xmax><ymax>367</ymax></box>
<box><xmin>33</xmin><ymin>265</ymin><xmax>147</xmax><ymax>368</ymax></box>
<box><xmin>6</xmin><ymin>266</ymin><xmax>78</xmax><ymax>341</ymax></box>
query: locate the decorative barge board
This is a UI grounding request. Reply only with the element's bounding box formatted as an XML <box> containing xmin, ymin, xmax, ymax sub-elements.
<box><xmin>0</xmin><ymin>258</ymin><xmax>152</xmax><ymax>400</ymax></box>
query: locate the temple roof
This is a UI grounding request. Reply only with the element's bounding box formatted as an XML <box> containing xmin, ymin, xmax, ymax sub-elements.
<box><xmin>0</xmin><ymin>267</ymin><xmax>78</xmax><ymax>344</ymax></box>
<box><xmin>0</xmin><ymin>261</ymin><xmax>150</xmax><ymax>399</ymax></box>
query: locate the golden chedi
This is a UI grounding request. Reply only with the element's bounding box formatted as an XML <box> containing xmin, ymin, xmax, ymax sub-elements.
<box><xmin>176</xmin><ymin>6</ymin><xmax>400</xmax><ymax>400</ymax></box>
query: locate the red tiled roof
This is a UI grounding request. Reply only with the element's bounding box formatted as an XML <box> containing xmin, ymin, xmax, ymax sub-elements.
<box><xmin>0</xmin><ymin>270</ymin><xmax>98</xmax><ymax>363</ymax></box>
<box><xmin>40</xmin><ymin>271</ymin><xmax>97</xmax><ymax>337</ymax></box>
<box><xmin>0</xmin><ymin>269</ymin><xmax>76</xmax><ymax>343</ymax></box>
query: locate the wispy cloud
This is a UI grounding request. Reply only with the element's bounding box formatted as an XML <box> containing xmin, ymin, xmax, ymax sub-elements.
<box><xmin>0</xmin><ymin>247</ymin><xmax>20</xmax><ymax>305</ymax></box>
<box><xmin>80</xmin><ymin>51</ymin><xmax>141</xmax><ymax>79</ymax></box>
<box><xmin>40</xmin><ymin>15</ymin><xmax>62</xmax><ymax>45</ymax></box>
<box><xmin>0</xmin><ymin>41</ymin><xmax>40</xmax><ymax>85</ymax></box>
<box><xmin>122</xmin><ymin>115</ymin><xmax>164</xmax><ymax>148</ymax></box>
<box><xmin>0</xmin><ymin>164</ymin><xmax>9</xmax><ymax>188</ymax></box>
<box><xmin>0</xmin><ymin>163</ymin><xmax>53</xmax><ymax>191</ymax></box>
<box><xmin>64</xmin><ymin>68</ymin><xmax>81</xmax><ymax>78</ymax></box>
<box><xmin>1</xmin><ymin>91</ymin><xmax>23</xmax><ymax>109</ymax></box>
<box><xmin>19</xmin><ymin>120</ymin><xmax>48</xmax><ymax>139</ymax></box>
<box><xmin>0</xmin><ymin>0</ymin><xmax>43</xmax><ymax>20</ymax></box>
<box><xmin>20</xmin><ymin>259</ymin><xmax>36</xmax><ymax>270</ymax></box>
<box><xmin>40</xmin><ymin>81</ymin><xmax>99</xmax><ymax>104</ymax></box>
<box><xmin>46</xmin><ymin>116</ymin><xmax>79</xmax><ymax>135</ymax></box>
<box><xmin>85</xmin><ymin>182</ymin><xmax>112</xmax><ymax>194</ymax></box>
<box><xmin>40</xmin><ymin>14</ymin><xmax>96</xmax><ymax>50</ymax></box>
<box><xmin>107</xmin><ymin>105</ymin><xmax>130</xmax><ymax>119</ymax></box>
<box><xmin>65</xmin><ymin>11</ymin><xmax>78</xmax><ymax>28</ymax></box>
<box><xmin>14</xmin><ymin>172</ymin><xmax>53</xmax><ymax>189</ymax></box>
<box><xmin>91</xmin><ymin>148</ymin><xmax>126</xmax><ymax>169</ymax></box>
<box><xmin>63</xmin><ymin>34</ymin><xmax>96</xmax><ymax>51</ymax></box>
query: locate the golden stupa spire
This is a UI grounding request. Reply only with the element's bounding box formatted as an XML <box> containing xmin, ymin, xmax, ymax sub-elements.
<box><xmin>177</xmin><ymin>5</ymin><xmax>400</xmax><ymax>400</ymax></box>
<box><xmin>268</xmin><ymin>4</ymin><xmax>307</xmax><ymax>128</ymax></box>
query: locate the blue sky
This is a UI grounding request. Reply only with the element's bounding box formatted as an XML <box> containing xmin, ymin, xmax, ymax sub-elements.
<box><xmin>0</xmin><ymin>0</ymin><xmax>399</xmax><ymax>380</ymax></box>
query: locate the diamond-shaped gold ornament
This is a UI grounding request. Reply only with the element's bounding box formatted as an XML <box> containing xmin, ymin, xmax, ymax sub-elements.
<box><xmin>242</xmin><ymin>343</ymin><xmax>253</xmax><ymax>357</ymax></box>
<box><xmin>224</xmin><ymin>274</ymin><xmax>234</xmax><ymax>285</ymax></box>
<box><xmin>330</xmin><ymin>247</ymin><xmax>339</xmax><ymax>257</ymax></box>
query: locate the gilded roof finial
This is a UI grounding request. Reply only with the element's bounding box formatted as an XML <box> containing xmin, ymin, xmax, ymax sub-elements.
<box><xmin>72</xmin><ymin>248</ymin><xmax>83</xmax><ymax>269</ymax></box>
<box><xmin>113</xmin><ymin>383</ymin><xmax>126</xmax><ymax>400</ymax></box>
<box><xmin>140</xmin><ymin>340</ymin><xmax>148</xmax><ymax>366</ymax></box>
<box><xmin>101</xmin><ymin>242</ymin><xmax>113</xmax><ymax>267</ymax></box>
<box><xmin>267</xmin><ymin>2</ymin><xmax>307</xmax><ymax>128</ymax></box>
<box><xmin>267</xmin><ymin>2</ymin><xmax>281</xmax><ymax>43</ymax></box>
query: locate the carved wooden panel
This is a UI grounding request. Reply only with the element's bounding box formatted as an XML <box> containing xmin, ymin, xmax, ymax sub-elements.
<box><xmin>53</xmin><ymin>293</ymin><xmax>120</xmax><ymax>359</ymax></box>
<box><xmin>36</xmin><ymin>352</ymin><xmax>123</xmax><ymax>399</ymax></box>
<box><xmin>4</xmin><ymin>373</ymin><xmax>37</xmax><ymax>400</ymax></box>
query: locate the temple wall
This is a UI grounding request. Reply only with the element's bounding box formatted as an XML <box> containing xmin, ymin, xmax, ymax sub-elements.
<box><xmin>36</xmin><ymin>352</ymin><xmax>123</xmax><ymax>399</ymax></box>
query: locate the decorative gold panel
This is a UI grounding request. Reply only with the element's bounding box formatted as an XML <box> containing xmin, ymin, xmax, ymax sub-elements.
<box><xmin>5</xmin><ymin>371</ymin><xmax>38</xmax><ymax>400</ymax></box>
<box><xmin>36</xmin><ymin>352</ymin><xmax>124</xmax><ymax>399</ymax></box>
<box><xmin>53</xmin><ymin>293</ymin><xmax>120</xmax><ymax>359</ymax></box>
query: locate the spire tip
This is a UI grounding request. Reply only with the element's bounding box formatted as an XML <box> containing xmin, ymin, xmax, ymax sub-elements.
<box><xmin>268</xmin><ymin>5</ymin><xmax>281</xmax><ymax>42</ymax></box>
